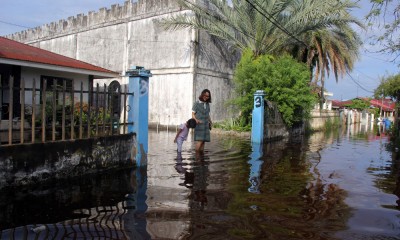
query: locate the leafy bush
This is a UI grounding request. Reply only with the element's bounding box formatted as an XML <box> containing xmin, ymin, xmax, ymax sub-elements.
<box><xmin>231</xmin><ymin>49</ymin><xmax>317</xmax><ymax>127</ymax></box>
<box><xmin>73</xmin><ymin>102</ymin><xmax>111</xmax><ymax>126</ymax></box>
<box><xmin>35</xmin><ymin>100</ymin><xmax>111</xmax><ymax>128</ymax></box>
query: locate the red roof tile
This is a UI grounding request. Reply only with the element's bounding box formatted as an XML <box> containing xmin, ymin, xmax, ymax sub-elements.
<box><xmin>0</xmin><ymin>37</ymin><xmax>117</xmax><ymax>75</ymax></box>
<box><xmin>332</xmin><ymin>99</ymin><xmax>352</xmax><ymax>108</ymax></box>
<box><xmin>332</xmin><ymin>98</ymin><xmax>395</xmax><ymax>111</ymax></box>
<box><xmin>370</xmin><ymin>98</ymin><xmax>395</xmax><ymax>111</ymax></box>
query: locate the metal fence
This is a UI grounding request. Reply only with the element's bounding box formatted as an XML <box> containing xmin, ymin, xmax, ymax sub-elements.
<box><xmin>0</xmin><ymin>76</ymin><xmax>133</xmax><ymax>145</ymax></box>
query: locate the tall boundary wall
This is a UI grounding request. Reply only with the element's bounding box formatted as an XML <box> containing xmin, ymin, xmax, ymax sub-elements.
<box><xmin>308</xmin><ymin>109</ymin><xmax>340</xmax><ymax>130</ymax></box>
<box><xmin>7</xmin><ymin>0</ymin><xmax>236</xmax><ymax>127</ymax></box>
<box><xmin>8</xmin><ymin>0</ymin><xmax>182</xmax><ymax>44</ymax></box>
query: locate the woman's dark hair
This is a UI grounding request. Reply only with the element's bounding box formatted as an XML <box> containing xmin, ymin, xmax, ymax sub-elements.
<box><xmin>198</xmin><ymin>89</ymin><xmax>212</xmax><ymax>103</ymax></box>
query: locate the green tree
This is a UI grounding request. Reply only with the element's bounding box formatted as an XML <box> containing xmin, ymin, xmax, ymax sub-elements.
<box><xmin>281</xmin><ymin>0</ymin><xmax>363</xmax><ymax>108</ymax></box>
<box><xmin>232</xmin><ymin>49</ymin><xmax>316</xmax><ymax>127</ymax></box>
<box><xmin>374</xmin><ymin>74</ymin><xmax>400</xmax><ymax>136</ymax></box>
<box><xmin>290</xmin><ymin>26</ymin><xmax>362</xmax><ymax>109</ymax></box>
<box><xmin>160</xmin><ymin>0</ymin><xmax>362</xmax><ymax>74</ymax></box>
<box><xmin>159</xmin><ymin>0</ymin><xmax>363</xmax><ymax>107</ymax></box>
<box><xmin>367</xmin><ymin>0</ymin><xmax>400</xmax><ymax>59</ymax></box>
<box><xmin>374</xmin><ymin>74</ymin><xmax>400</xmax><ymax>101</ymax></box>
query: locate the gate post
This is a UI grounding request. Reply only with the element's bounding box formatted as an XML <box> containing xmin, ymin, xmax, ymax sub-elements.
<box><xmin>251</xmin><ymin>90</ymin><xmax>266</xmax><ymax>143</ymax></box>
<box><xmin>126</xmin><ymin>66</ymin><xmax>152</xmax><ymax>167</ymax></box>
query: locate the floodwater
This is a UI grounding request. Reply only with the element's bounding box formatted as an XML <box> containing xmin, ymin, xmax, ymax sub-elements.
<box><xmin>1</xmin><ymin>124</ymin><xmax>400</xmax><ymax>240</ymax></box>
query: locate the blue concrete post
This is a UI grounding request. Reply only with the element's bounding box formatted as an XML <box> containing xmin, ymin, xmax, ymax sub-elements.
<box><xmin>251</xmin><ymin>90</ymin><xmax>266</xmax><ymax>143</ymax></box>
<box><xmin>126</xmin><ymin>66</ymin><xmax>152</xmax><ymax>167</ymax></box>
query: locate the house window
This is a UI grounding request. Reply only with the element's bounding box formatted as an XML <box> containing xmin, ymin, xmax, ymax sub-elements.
<box><xmin>40</xmin><ymin>76</ymin><xmax>73</xmax><ymax>105</ymax></box>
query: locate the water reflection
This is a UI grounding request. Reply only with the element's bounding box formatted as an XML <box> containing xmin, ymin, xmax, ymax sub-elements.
<box><xmin>123</xmin><ymin>166</ymin><xmax>150</xmax><ymax>240</ymax></box>
<box><xmin>174</xmin><ymin>151</ymin><xmax>210</xmax><ymax>211</ymax></box>
<box><xmin>190</xmin><ymin>152</ymin><xmax>209</xmax><ymax>211</ymax></box>
<box><xmin>1</xmin><ymin>126</ymin><xmax>400</xmax><ymax>239</ymax></box>
<box><xmin>0</xmin><ymin>167</ymin><xmax>152</xmax><ymax>239</ymax></box>
<box><xmin>392</xmin><ymin>149</ymin><xmax>400</xmax><ymax>209</ymax></box>
<box><xmin>248</xmin><ymin>142</ymin><xmax>263</xmax><ymax>194</ymax></box>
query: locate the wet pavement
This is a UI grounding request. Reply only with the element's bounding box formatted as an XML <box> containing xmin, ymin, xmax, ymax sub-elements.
<box><xmin>0</xmin><ymin>124</ymin><xmax>399</xmax><ymax>239</ymax></box>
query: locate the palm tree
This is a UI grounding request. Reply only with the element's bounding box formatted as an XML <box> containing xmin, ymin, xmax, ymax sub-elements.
<box><xmin>282</xmin><ymin>0</ymin><xmax>363</xmax><ymax>107</ymax></box>
<box><xmin>159</xmin><ymin>0</ymin><xmax>363</xmax><ymax>98</ymax></box>
<box><xmin>158</xmin><ymin>0</ymin><xmax>290</xmax><ymax>56</ymax></box>
<box><xmin>288</xmin><ymin>26</ymin><xmax>362</xmax><ymax>108</ymax></box>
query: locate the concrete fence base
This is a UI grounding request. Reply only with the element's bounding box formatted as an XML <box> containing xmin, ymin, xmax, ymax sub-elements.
<box><xmin>0</xmin><ymin>133</ymin><xmax>136</xmax><ymax>190</ymax></box>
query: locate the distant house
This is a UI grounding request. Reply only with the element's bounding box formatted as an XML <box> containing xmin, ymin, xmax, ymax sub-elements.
<box><xmin>314</xmin><ymin>91</ymin><xmax>333</xmax><ymax>110</ymax></box>
<box><xmin>369</xmin><ymin>98</ymin><xmax>395</xmax><ymax>113</ymax></box>
<box><xmin>369</xmin><ymin>98</ymin><xmax>396</xmax><ymax>121</ymax></box>
<box><xmin>331</xmin><ymin>99</ymin><xmax>353</xmax><ymax>110</ymax></box>
<box><xmin>331</xmin><ymin>100</ymin><xmax>343</xmax><ymax>110</ymax></box>
<box><xmin>331</xmin><ymin>97</ymin><xmax>395</xmax><ymax>121</ymax></box>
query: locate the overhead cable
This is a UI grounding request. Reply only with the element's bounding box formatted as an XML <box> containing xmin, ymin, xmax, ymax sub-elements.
<box><xmin>346</xmin><ymin>72</ymin><xmax>374</xmax><ymax>93</ymax></box>
<box><xmin>244</xmin><ymin>0</ymin><xmax>309</xmax><ymax>48</ymax></box>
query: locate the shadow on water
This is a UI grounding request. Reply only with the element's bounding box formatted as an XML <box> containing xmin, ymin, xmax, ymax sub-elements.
<box><xmin>1</xmin><ymin>124</ymin><xmax>400</xmax><ymax>239</ymax></box>
<box><xmin>0</xmin><ymin>166</ymin><xmax>151</xmax><ymax>239</ymax></box>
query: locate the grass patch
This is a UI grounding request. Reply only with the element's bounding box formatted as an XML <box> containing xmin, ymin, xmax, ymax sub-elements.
<box><xmin>214</xmin><ymin>118</ymin><xmax>251</xmax><ymax>132</ymax></box>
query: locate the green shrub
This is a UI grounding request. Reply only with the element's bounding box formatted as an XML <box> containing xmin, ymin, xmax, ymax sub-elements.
<box><xmin>214</xmin><ymin>117</ymin><xmax>251</xmax><ymax>132</ymax></box>
<box><xmin>230</xmin><ymin>49</ymin><xmax>317</xmax><ymax>128</ymax></box>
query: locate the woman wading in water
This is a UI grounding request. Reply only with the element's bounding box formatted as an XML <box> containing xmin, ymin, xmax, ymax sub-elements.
<box><xmin>192</xmin><ymin>89</ymin><xmax>212</xmax><ymax>152</ymax></box>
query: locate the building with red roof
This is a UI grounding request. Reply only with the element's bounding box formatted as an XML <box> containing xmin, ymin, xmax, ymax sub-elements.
<box><xmin>0</xmin><ymin>37</ymin><xmax>119</xmax><ymax>121</ymax></box>
<box><xmin>369</xmin><ymin>98</ymin><xmax>396</xmax><ymax>112</ymax></box>
<box><xmin>331</xmin><ymin>97</ymin><xmax>395</xmax><ymax>121</ymax></box>
<box><xmin>0</xmin><ymin>37</ymin><xmax>117</xmax><ymax>78</ymax></box>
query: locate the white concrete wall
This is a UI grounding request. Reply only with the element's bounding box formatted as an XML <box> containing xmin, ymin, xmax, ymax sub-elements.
<box><xmin>309</xmin><ymin>109</ymin><xmax>340</xmax><ymax>130</ymax></box>
<box><xmin>7</xmin><ymin>0</ymin><xmax>236</xmax><ymax>126</ymax></box>
<box><xmin>149</xmin><ymin>73</ymin><xmax>194</xmax><ymax>126</ymax></box>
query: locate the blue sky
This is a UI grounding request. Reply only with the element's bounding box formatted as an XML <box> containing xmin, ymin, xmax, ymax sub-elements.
<box><xmin>0</xmin><ymin>0</ymin><xmax>128</xmax><ymax>35</ymax></box>
<box><xmin>0</xmin><ymin>0</ymin><xmax>398</xmax><ymax>101</ymax></box>
<box><xmin>325</xmin><ymin>0</ymin><xmax>399</xmax><ymax>100</ymax></box>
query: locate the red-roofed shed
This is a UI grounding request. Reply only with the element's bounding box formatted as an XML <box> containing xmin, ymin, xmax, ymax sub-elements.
<box><xmin>0</xmin><ymin>37</ymin><xmax>118</xmax><ymax>78</ymax></box>
<box><xmin>0</xmin><ymin>37</ymin><xmax>119</xmax><ymax>121</ymax></box>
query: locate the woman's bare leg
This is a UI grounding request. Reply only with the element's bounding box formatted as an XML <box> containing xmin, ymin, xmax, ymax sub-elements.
<box><xmin>195</xmin><ymin>141</ymin><xmax>205</xmax><ymax>152</ymax></box>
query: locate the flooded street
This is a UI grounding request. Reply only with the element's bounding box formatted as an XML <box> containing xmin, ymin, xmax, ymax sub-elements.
<box><xmin>1</xmin><ymin>125</ymin><xmax>400</xmax><ymax>239</ymax></box>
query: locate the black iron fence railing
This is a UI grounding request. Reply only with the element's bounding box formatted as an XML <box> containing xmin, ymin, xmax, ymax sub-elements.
<box><xmin>0</xmin><ymin>76</ymin><xmax>133</xmax><ymax>145</ymax></box>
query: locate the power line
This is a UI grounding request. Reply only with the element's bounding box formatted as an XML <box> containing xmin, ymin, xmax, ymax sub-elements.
<box><xmin>353</xmin><ymin>68</ymin><xmax>381</xmax><ymax>82</ymax></box>
<box><xmin>180</xmin><ymin>0</ymin><xmax>309</xmax><ymax>54</ymax></box>
<box><xmin>181</xmin><ymin>0</ymin><xmax>265</xmax><ymax>48</ymax></box>
<box><xmin>0</xmin><ymin>20</ymin><xmax>33</xmax><ymax>32</ymax></box>
<box><xmin>244</xmin><ymin>0</ymin><xmax>309</xmax><ymax>48</ymax></box>
<box><xmin>2</xmin><ymin>0</ymin><xmax>309</xmax><ymax>51</ymax></box>
<box><xmin>346</xmin><ymin>72</ymin><xmax>374</xmax><ymax>93</ymax></box>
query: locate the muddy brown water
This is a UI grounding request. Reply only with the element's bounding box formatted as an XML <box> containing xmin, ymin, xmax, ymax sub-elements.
<box><xmin>0</xmin><ymin>125</ymin><xmax>399</xmax><ymax>239</ymax></box>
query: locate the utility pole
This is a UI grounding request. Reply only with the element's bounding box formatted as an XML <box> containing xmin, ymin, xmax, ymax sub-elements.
<box><xmin>381</xmin><ymin>90</ymin><xmax>384</xmax><ymax>118</ymax></box>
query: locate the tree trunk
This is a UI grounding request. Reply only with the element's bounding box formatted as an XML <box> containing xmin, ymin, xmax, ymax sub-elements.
<box><xmin>319</xmin><ymin>68</ymin><xmax>325</xmax><ymax>112</ymax></box>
